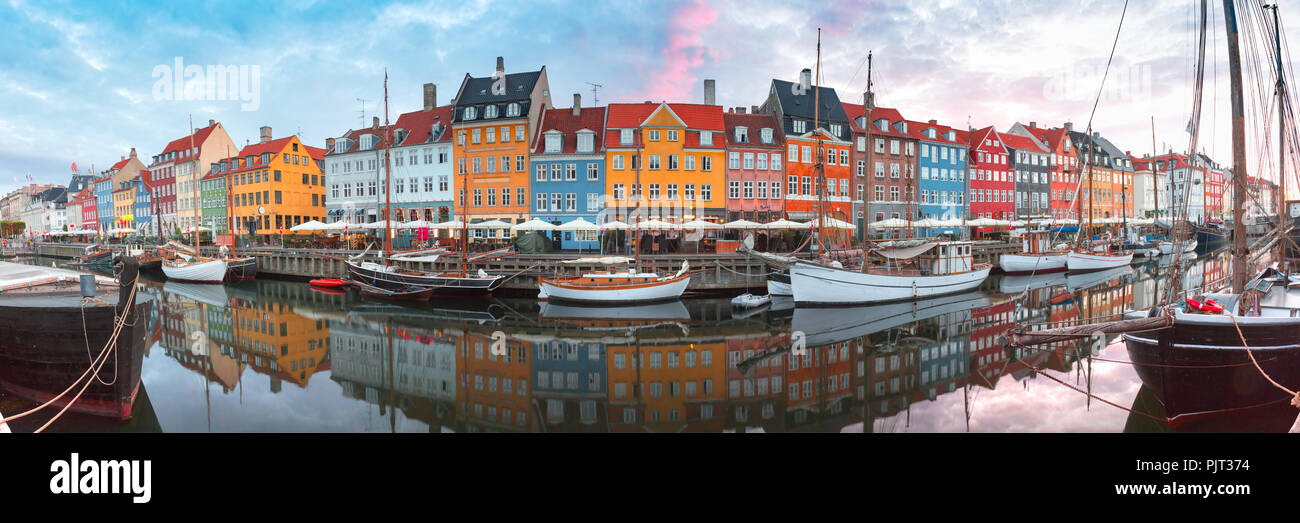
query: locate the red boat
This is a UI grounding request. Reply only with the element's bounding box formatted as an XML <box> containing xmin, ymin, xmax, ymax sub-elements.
<box><xmin>310</xmin><ymin>278</ymin><xmax>347</xmax><ymax>288</ymax></box>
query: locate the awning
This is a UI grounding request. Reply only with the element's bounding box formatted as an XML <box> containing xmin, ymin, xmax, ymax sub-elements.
<box><xmin>871</xmin><ymin>241</ymin><xmax>938</xmax><ymax>259</ymax></box>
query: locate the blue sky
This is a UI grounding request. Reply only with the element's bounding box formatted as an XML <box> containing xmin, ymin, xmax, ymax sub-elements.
<box><xmin>3</xmin><ymin>0</ymin><xmax>1297</xmax><ymax>196</ymax></box>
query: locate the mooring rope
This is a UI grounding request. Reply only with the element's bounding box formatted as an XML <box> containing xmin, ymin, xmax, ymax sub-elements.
<box><xmin>1024</xmin><ymin>360</ymin><xmax>1169</xmax><ymax>423</ymax></box>
<box><xmin>1017</xmin><ymin>342</ymin><xmax>1281</xmax><ymax>369</ymax></box>
<box><xmin>1226</xmin><ymin>313</ymin><xmax>1300</xmax><ymax>408</ymax></box>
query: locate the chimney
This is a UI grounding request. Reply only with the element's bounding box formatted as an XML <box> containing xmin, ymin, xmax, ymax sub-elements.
<box><xmin>728</xmin><ymin>108</ymin><xmax>734</xmax><ymax>113</ymax></box>
<box><xmin>573</xmin><ymin>93</ymin><xmax>582</xmax><ymax>116</ymax></box>
<box><xmin>751</xmin><ymin>105</ymin><xmax>758</xmax><ymax>114</ymax></box>
<box><xmin>736</xmin><ymin>107</ymin><xmax>747</xmax><ymax>114</ymax></box>
<box><xmin>260</xmin><ymin>126</ymin><xmax>272</xmax><ymax>143</ymax></box>
<box><xmin>209</xmin><ymin>119</ymin><xmax>215</xmax><ymax>127</ymax></box>
<box><xmin>129</xmin><ymin>148</ymin><xmax>137</xmax><ymax>159</ymax></box>
<box><xmin>496</xmin><ymin>56</ymin><xmax>504</xmax><ymax>76</ymax></box>
<box><xmin>373</xmin><ymin>116</ymin><xmax>380</xmax><ymax>129</ymax></box>
<box><xmin>423</xmin><ymin>83</ymin><xmax>436</xmax><ymax>111</ymax></box>
<box><xmin>326</xmin><ymin>138</ymin><xmax>336</xmax><ymax>151</ymax></box>
<box><xmin>1092</xmin><ymin>131</ymin><xmax>1101</xmax><ymax>139</ymax></box>
<box><xmin>703</xmin><ymin>79</ymin><xmax>716</xmax><ymax>105</ymax></box>
<box><xmin>1065</xmin><ymin>122</ymin><xmax>1074</xmax><ymax>132</ymax></box>
<box><xmin>120</xmin><ymin>156</ymin><xmax>125</xmax><ymax>161</ymax></box>
<box><xmin>1029</xmin><ymin>121</ymin><xmax>1037</xmax><ymax>129</ymax></box>
<box><xmin>800</xmin><ymin>69</ymin><xmax>812</xmax><ymax>93</ymax></box>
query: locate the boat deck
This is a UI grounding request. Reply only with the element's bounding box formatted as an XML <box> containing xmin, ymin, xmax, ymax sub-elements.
<box><xmin>0</xmin><ymin>260</ymin><xmax>117</xmax><ymax>294</ymax></box>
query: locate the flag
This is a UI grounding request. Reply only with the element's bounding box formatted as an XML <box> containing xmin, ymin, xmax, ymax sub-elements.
<box><xmin>71</xmin><ymin>161</ymin><xmax>78</xmax><ymax>172</ymax></box>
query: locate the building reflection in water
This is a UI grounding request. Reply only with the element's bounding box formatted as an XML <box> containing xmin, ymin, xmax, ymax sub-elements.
<box><xmin>111</xmin><ymin>249</ymin><xmax>1297</xmax><ymax>433</ymax></box>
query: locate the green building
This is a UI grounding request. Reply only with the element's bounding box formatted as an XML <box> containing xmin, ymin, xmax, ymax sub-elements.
<box><xmin>201</xmin><ymin>169</ymin><xmax>228</xmax><ymax>233</ymax></box>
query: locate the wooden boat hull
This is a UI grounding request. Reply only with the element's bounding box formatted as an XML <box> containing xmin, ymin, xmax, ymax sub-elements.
<box><xmin>310</xmin><ymin>278</ymin><xmax>347</xmax><ymax>288</ymax></box>
<box><xmin>1066</xmin><ymin>251</ymin><xmax>1133</xmax><ymax>273</ymax></box>
<box><xmin>790</xmin><ymin>262</ymin><xmax>992</xmax><ymax>306</ymax></box>
<box><xmin>80</xmin><ymin>250</ymin><xmax>115</xmax><ymax>265</ymax></box>
<box><xmin>538</xmin><ymin>272</ymin><xmax>691</xmax><ymax>304</ymax></box>
<box><xmin>162</xmin><ymin>258</ymin><xmax>228</xmax><ymax>283</ymax></box>
<box><xmin>1158</xmin><ymin>240</ymin><xmax>1197</xmax><ymax>255</ymax></box>
<box><xmin>0</xmin><ymin>290</ymin><xmax>151</xmax><ymax>420</ymax></box>
<box><xmin>346</xmin><ymin>261</ymin><xmax>500</xmax><ymax>296</ymax></box>
<box><xmin>998</xmin><ymin>252</ymin><xmax>1068</xmax><ymax>275</ymax></box>
<box><xmin>351</xmin><ymin>280</ymin><xmax>434</xmax><ymax>302</ymax></box>
<box><xmin>1123</xmin><ymin>309</ymin><xmax>1300</xmax><ymax>431</ymax></box>
<box><xmin>226</xmin><ymin>256</ymin><xmax>258</xmax><ymax>280</ymax></box>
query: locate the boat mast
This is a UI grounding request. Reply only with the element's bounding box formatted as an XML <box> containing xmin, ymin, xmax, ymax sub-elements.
<box><xmin>1269</xmin><ymin>3</ymin><xmax>1286</xmax><ymax>264</ymax></box>
<box><xmin>1224</xmin><ymin>0</ymin><xmax>1250</xmax><ymax>292</ymax></box>
<box><xmin>224</xmin><ymin>143</ymin><xmax>236</xmax><ymax>258</ymax></box>
<box><xmin>634</xmin><ymin>126</ymin><xmax>643</xmax><ymax>272</ymax></box>
<box><xmin>814</xmin><ymin>28</ymin><xmax>826</xmax><ymax>251</ymax></box>
<box><xmin>383</xmin><ymin>70</ymin><xmax>393</xmax><ymax>267</ymax></box>
<box><xmin>863</xmin><ymin>51</ymin><xmax>874</xmax><ymax>242</ymax></box>
<box><xmin>1150</xmin><ymin>117</ymin><xmax>1160</xmax><ymax>307</ymax></box>
<box><xmin>189</xmin><ymin>115</ymin><xmax>200</xmax><ymax>257</ymax></box>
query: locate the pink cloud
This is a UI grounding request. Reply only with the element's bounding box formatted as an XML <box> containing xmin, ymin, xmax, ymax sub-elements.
<box><xmin>641</xmin><ymin>0</ymin><xmax>718</xmax><ymax>102</ymax></box>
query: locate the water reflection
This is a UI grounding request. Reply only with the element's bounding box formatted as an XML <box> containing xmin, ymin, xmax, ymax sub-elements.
<box><xmin>8</xmin><ymin>249</ymin><xmax>1295</xmax><ymax>432</ymax></box>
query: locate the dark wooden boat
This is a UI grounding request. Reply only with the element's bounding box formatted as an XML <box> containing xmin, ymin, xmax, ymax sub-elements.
<box><xmin>225</xmin><ymin>256</ymin><xmax>258</xmax><ymax>281</ymax></box>
<box><xmin>80</xmin><ymin>248</ymin><xmax>115</xmax><ymax>266</ymax></box>
<box><xmin>346</xmin><ymin>260</ymin><xmax>501</xmax><ymax>296</ymax></box>
<box><xmin>0</xmin><ymin>258</ymin><xmax>151</xmax><ymax>420</ymax></box>
<box><xmin>352</xmin><ymin>279</ymin><xmax>434</xmax><ymax>302</ymax></box>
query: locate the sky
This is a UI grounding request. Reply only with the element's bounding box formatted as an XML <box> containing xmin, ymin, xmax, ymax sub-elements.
<box><xmin>3</xmin><ymin>0</ymin><xmax>1299</xmax><ymax>197</ymax></box>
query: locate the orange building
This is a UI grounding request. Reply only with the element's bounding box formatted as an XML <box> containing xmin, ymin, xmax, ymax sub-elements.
<box><xmin>604</xmin><ymin>102</ymin><xmax>728</xmax><ymax>223</ymax></box>
<box><xmin>783</xmin><ymin>126</ymin><xmax>852</xmax><ymax>226</ymax></box>
<box><xmin>218</xmin><ymin>127</ymin><xmax>327</xmax><ymax>238</ymax></box>
<box><xmin>456</xmin><ymin>329</ymin><xmax>533</xmax><ymax>431</ymax></box>
<box><xmin>605</xmin><ymin>340</ymin><xmax>727</xmax><ymax>432</ymax></box>
<box><xmin>451</xmin><ymin>57</ymin><xmax>551</xmax><ymax>227</ymax></box>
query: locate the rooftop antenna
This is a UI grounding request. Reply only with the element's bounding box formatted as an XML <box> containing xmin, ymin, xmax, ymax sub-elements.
<box><xmin>357</xmin><ymin>97</ymin><xmax>371</xmax><ymax>128</ymax></box>
<box><xmin>586</xmin><ymin>82</ymin><xmax>603</xmax><ymax>105</ymax></box>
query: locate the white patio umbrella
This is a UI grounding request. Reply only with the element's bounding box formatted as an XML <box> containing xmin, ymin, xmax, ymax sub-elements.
<box><xmin>361</xmin><ymin>219</ymin><xmax>403</xmax><ymax>230</ymax></box>
<box><xmin>469</xmin><ymin>219</ymin><xmax>513</xmax><ymax>229</ymax></box>
<box><xmin>431</xmin><ymin>220</ymin><xmax>465</xmax><ymax>229</ymax></box>
<box><xmin>180</xmin><ymin>226</ymin><xmax>209</xmax><ymax>233</ymax></box>
<box><xmin>679</xmin><ymin>219</ymin><xmax>723</xmax><ymax>230</ymax></box>
<box><xmin>722</xmin><ymin>219</ymin><xmax>762</xmax><ymax>230</ymax></box>
<box><xmin>401</xmin><ymin>219</ymin><xmax>435</xmax><ymax>229</ymax></box>
<box><xmin>635</xmin><ymin>219</ymin><xmax>680</xmax><ymax>230</ymax></box>
<box><xmin>868</xmin><ymin>218</ymin><xmax>910</xmax><ymax>229</ymax></box>
<box><xmin>810</xmin><ymin>217</ymin><xmax>856</xmax><ymax>230</ymax></box>
<box><xmin>760</xmin><ymin>219</ymin><xmax>807</xmax><ymax>230</ymax></box>
<box><xmin>599</xmin><ymin>220</ymin><xmax>631</xmax><ymax>230</ymax></box>
<box><xmin>291</xmin><ymin>220</ymin><xmax>327</xmax><ymax>232</ymax></box>
<box><xmin>511</xmin><ymin>218</ymin><xmax>557</xmax><ymax>232</ymax></box>
<box><xmin>965</xmin><ymin>218</ymin><xmax>1000</xmax><ymax>227</ymax></box>
<box><xmin>557</xmin><ymin>217</ymin><xmax>599</xmax><ymax>231</ymax></box>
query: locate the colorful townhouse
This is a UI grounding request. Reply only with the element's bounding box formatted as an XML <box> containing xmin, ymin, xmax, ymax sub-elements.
<box><xmin>77</xmin><ymin>189</ymin><xmax>97</xmax><ymax>231</ymax></box>
<box><xmin>908</xmin><ymin>118</ymin><xmax>967</xmax><ymax>236</ymax></box>
<box><xmin>1069</xmin><ymin>130</ymin><xmax>1117</xmax><ymax>221</ymax></box>
<box><xmin>111</xmin><ymin>182</ymin><xmax>136</xmax><ymax>233</ymax></box>
<box><xmin>1001</xmin><ymin>133</ymin><xmax>1051</xmax><ymax>220</ymax></box>
<box><xmin>529</xmin><ymin>94</ymin><xmax>607</xmax><ymax>250</ymax></box>
<box><xmin>451</xmin><ymin>57</ymin><xmax>551</xmax><ymax>231</ymax></box>
<box><xmin>324</xmin><ymin>117</ymin><xmax>393</xmax><ymax>225</ymax></box>
<box><xmin>148</xmin><ymin>120</ymin><xmax>238</xmax><ymax>235</ymax></box>
<box><xmin>200</xmin><ymin>168</ymin><xmax>228</xmax><ymax>233</ymax></box>
<box><xmin>858</xmin><ymin>106</ymin><xmax>919</xmax><ymax>237</ymax></box>
<box><xmin>722</xmin><ymin>333</ymin><xmax>789</xmax><ymax>433</ymax></box>
<box><xmin>1129</xmin><ymin>154</ymin><xmax>1168</xmax><ymax>219</ymax></box>
<box><xmin>389</xmin><ymin>86</ymin><xmax>455</xmax><ymax>225</ymax></box>
<box><xmin>1007</xmin><ymin>122</ymin><xmax>1079</xmax><ymax>221</ymax></box>
<box><xmin>64</xmin><ymin>190</ymin><xmax>85</xmax><ymax>233</ymax></box>
<box><xmin>220</xmin><ymin>128</ymin><xmax>327</xmax><ymax>239</ymax></box>
<box><xmin>1095</xmin><ymin>134</ymin><xmax>1135</xmax><ymax>221</ymax></box>
<box><xmin>603</xmin><ymin>102</ymin><xmax>727</xmax><ymax>224</ymax></box>
<box><xmin>758</xmin><ymin>69</ymin><xmax>854</xmax><ymax>226</ymax></box>
<box><xmin>133</xmin><ymin>172</ymin><xmax>152</xmax><ymax>236</ymax></box>
<box><xmin>965</xmin><ymin>127</ymin><xmax>1014</xmax><ymax>229</ymax></box>
<box><xmin>93</xmin><ymin>175</ymin><xmax>114</xmax><ymax>232</ymax></box>
<box><xmin>722</xmin><ymin>110</ymin><xmax>786</xmax><ymax>224</ymax></box>
<box><xmin>1197</xmin><ymin>152</ymin><xmax>1225</xmax><ymax>222</ymax></box>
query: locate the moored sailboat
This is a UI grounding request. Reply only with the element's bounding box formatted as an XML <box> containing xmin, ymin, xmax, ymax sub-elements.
<box><xmin>791</xmin><ymin>241</ymin><xmax>991</xmax><ymax>305</ymax></box>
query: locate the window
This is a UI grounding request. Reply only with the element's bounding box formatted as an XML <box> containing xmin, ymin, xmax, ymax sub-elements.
<box><xmin>613</xmin><ymin>184</ymin><xmax>625</xmax><ymax>200</ymax></box>
<box><xmin>792</xmin><ymin>119</ymin><xmax>806</xmax><ymax>134</ymax></box>
<box><xmin>729</xmin><ymin>152</ymin><xmax>740</xmax><ymax>170</ymax></box>
<box><xmin>551</xmin><ymin>193</ymin><xmax>561</xmax><ymax>211</ymax></box>
<box><xmin>701</xmin><ymin>156</ymin><xmax>712</xmax><ymax>171</ymax></box>
<box><xmin>771</xmin><ymin>153</ymin><xmax>781</xmax><ymax>171</ymax></box>
<box><xmin>743</xmin><ymin>153</ymin><xmax>754</xmax><ymax>170</ymax></box>
<box><xmin>801</xmin><ymin>145</ymin><xmax>812</xmax><ymax>163</ymax></box>
<box><xmin>649</xmin><ymin>184</ymin><xmax>660</xmax><ymax>200</ymax></box>
<box><xmin>620</xmin><ymin>129</ymin><xmax>633</xmax><ymax>145</ymax></box>
<box><xmin>668</xmin><ymin>155</ymin><xmax>679</xmax><ymax>170</ymax></box>
<box><xmin>701</xmin><ymin>184</ymin><xmax>711</xmax><ymax>201</ymax></box>
<box><xmin>565</xmin><ymin>163</ymin><xmax>577</xmax><ymax>180</ymax></box>
<box><xmin>699</xmin><ymin>131</ymin><xmax>712</xmax><ymax>146</ymax></box>
<box><xmin>667</xmin><ymin>130</ymin><xmax>678</xmax><ymax>142</ymax></box>
<box><xmin>756</xmin><ymin>154</ymin><xmax>768</xmax><ymax>170</ymax></box>
<box><xmin>550</xmin><ymin>164</ymin><xmax>562</xmax><ymax>181</ymax></box>
<box><xmin>612</xmin><ymin>155</ymin><xmax>624</xmax><ymax>170</ymax></box>
<box><xmin>743</xmin><ymin>181</ymin><xmax>754</xmax><ymax>199</ymax></box>
<box><xmin>729</xmin><ymin>181</ymin><xmax>740</xmax><ymax>199</ymax></box>
<box><xmin>486</xmin><ymin>127</ymin><xmax>496</xmax><ymax>143</ymax></box>
<box><xmin>587</xmin><ymin>163</ymin><xmax>599</xmax><ymax>180</ymax></box>
<box><xmin>536</xmin><ymin>193</ymin><xmax>547</xmax><ymax>211</ymax></box>
<box><xmin>648</xmin><ymin>129</ymin><xmax>660</xmax><ymax>141</ymax></box>
<box><xmin>684</xmin><ymin>184</ymin><xmax>695</xmax><ymax>201</ymax></box>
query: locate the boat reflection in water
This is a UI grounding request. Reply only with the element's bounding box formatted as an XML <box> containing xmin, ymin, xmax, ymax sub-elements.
<box><xmin>58</xmin><ymin>248</ymin><xmax>1293</xmax><ymax>432</ymax></box>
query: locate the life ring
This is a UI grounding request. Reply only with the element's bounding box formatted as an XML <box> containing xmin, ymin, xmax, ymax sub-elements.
<box><xmin>1185</xmin><ymin>297</ymin><xmax>1224</xmax><ymax>314</ymax></box>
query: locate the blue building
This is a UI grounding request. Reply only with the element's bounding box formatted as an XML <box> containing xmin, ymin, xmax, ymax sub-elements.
<box><xmin>133</xmin><ymin>175</ymin><xmax>152</xmax><ymax>237</ymax></box>
<box><xmin>529</xmin><ymin>101</ymin><xmax>606</xmax><ymax>250</ymax></box>
<box><xmin>94</xmin><ymin>176</ymin><xmax>114</xmax><ymax>233</ymax></box>
<box><xmin>912</xmin><ymin>119</ymin><xmax>968</xmax><ymax>237</ymax></box>
<box><xmin>532</xmin><ymin>339</ymin><xmax>606</xmax><ymax>431</ymax></box>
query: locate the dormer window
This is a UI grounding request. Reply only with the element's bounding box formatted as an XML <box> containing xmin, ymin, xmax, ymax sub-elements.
<box><xmin>545</xmin><ymin>132</ymin><xmax>561</xmax><ymax>153</ymax></box>
<box><xmin>876</xmin><ymin>120</ymin><xmax>888</xmax><ymax>132</ymax></box>
<box><xmin>360</xmin><ymin>134</ymin><xmax>374</xmax><ymax>150</ymax></box>
<box><xmin>577</xmin><ymin>131</ymin><xmax>594</xmax><ymax>153</ymax></box>
<box><xmin>792</xmin><ymin>119</ymin><xmax>806</xmax><ymax>134</ymax></box>
<box><xmin>620</xmin><ymin>129</ymin><xmax>633</xmax><ymax>145</ymax></box>
<box><xmin>507</xmin><ymin>103</ymin><xmax>521</xmax><ymax>117</ymax></box>
<box><xmin>830</xmin><ymin>123</ymin><xmax>842</xmax><ymax>137</ymax></box>
<box><xmin>700</xmin><ymin>131</ymin><xmax>713</xmax><ymax>146</ymax></box>
<box><xmin>735</xmin><ymin>126</ymin><xmax>748</xmax><ymax>143</ymax></box>
<box><xmin>946</xmin><ymin>131</ymin><xmax>956</xmax><ymax>141</ymax></box>
<box><xmin>926</xmin><ymin>128</ymin><xmax>937</xmax><ymax>139</ymax></box>
<box><xmin>760</xmin><ymin>128</ymin><xmax>773</xmax><ymax>144</ymax></box>
<box><xmin>464</xmin><ymin>107</ymin><xmax>477</xmax><ymax>120</ymax></box>
<box><xmin>485</xmin><ymin>105</ymin><xmax>498</xmax><ymax>119</ymax></box>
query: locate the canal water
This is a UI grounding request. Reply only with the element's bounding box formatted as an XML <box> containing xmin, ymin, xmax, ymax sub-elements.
<box><xmin>5</xmin><ymin>249</ymin><xmax>1296</xmax><ymax>433</ymax></box>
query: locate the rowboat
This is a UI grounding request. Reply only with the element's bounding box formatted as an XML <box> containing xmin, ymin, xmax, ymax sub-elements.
<box><xmin>1158</xmin><ymin>239</ymin><xmax>1198</xmax><ymax>255</ymax></box>
<box><xmin>225</xmin><ymin>256</ymin><xmax>258</xmax><ymax>280</ymax></box>
<box><xmin>731</xmin><ymin>293</ymin><xmax>772</xmax><ymax>308</ymax></box>
<box><xmin>351</xmin><ymin>279</ymin><xmax>434</xmax><ymax>302</ymax></box>
<box><xmin>310</xmin><ymin>278</ymin><xmax>347</xmax><ymax>288</ymax></box>
<box><xmin>537</xmin><ymin>263</ymin><xmax>693</xmax><ymax>304</ymax></box>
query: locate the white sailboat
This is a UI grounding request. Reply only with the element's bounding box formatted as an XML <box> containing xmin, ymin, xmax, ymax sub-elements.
<box><xmin>163</xmin><ymin>116</ymin><xmax>228</xmax><ymax>284</ymax></box>
<box><xmin>999</xmin><ymin>230</ymin><xmax>1068</xmax><ymax>274</ymax></box>
<box><xmin>791</xmin><ymin>241</ymin><xmax>991</xmax><ymax>305</ymax></box>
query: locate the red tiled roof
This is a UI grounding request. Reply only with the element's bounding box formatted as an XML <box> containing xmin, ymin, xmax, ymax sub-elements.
<box><xmin>999</xmin><ymin>132</ymin><xmax>1048</xmax><ymax>153</ymax></box>
<box><xmin>110</xmin><ymin>157</ymin><xmax>131</xmax><ymax>170</ymax></box>
<box><xmin>605</xmin><ymin>102</ymin><xmax>725</xmax><ymax>130</ymax></box>
<box><xmin>160</xmin><ymin>122</ymin><xmax>220</xmax><ymax>156</ymax></box>
<box><xmin>328</xmin><ymin>126</ymin><xmax>393</xmax><ymax>155</ymax></box>
<box><xmin>840</xmin><ymin>103</ymin><xmax>912</xmax><ymax>139</ymax></box>
<box><xmin>393</xmin><ymin>105</ymin><xmax>454</xmax><ymax>146</ymax></box>
<box><xmin>221</xmin><ymin>137</ymin><xmax>321</xmax><ymax>174</ymax></box>
<box><xmin>1022</xmin><ymin>125</ymin><xmax>1067</xmax><ymax>149</ymax></box>
<box><xmin>722</xmin><ymin>113</ymin><xmax>784</xmax><ymax>149</ymax></box>
<box><xmin>532</xmin><ymin>106</ymin><xmax>607</xmax><ymax>155</ymax></box>
<box><xmin>902</xmin><ymin>119</ymin><xmax>964</xmax><ymax>145</ymax></box>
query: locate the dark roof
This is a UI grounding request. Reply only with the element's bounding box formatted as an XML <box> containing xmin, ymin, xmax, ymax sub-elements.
<box><xmin>452</xmin><ymin>70</ymin><xmax>543</xmax><ymax>123</ymax></box>
<box><xmin>767</xmin><ymin>79</ymin><xmax>850</xmax><ymax>140</ymax></box>
<box><xmin>1068</xmin><ymin>131</ymin><xmax>1133</xmax><ymax>172</ymax></box>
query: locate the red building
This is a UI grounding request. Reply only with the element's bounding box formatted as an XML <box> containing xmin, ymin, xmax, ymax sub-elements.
<box><xmin>1008</xmin><ymin>122</ymin><xmax>1079</xmax><ymax>220</ymax></box>
<box><xmin>842</xmin><ymin>104</ymin><xmax>919</xmax><ymax>237</ymax></box>
<box><xmin>722</xmin><ymin>111</ymin><xmax>786</xmax><ymax>224</ymax></box>
<box><xmin>965</xmin><ymin>126</ymin><xmax>1014</xmax><ymax>228</ymax></box>
<box><xmin>782</xmin><ymin>119</ymin><xmax>852</xmax><ymax>227</ymax></box>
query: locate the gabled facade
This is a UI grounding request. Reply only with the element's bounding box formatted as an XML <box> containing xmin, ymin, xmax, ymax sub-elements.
<box><xmin>722</xmin><ymin>110</ymin><xmax>786</xmax><ymax>223</ymax></box>
<box><xmin>218</xmin><ymin>130</ymin><xmax>326</xmax><ymax>237</ymax></box>
<box><xmin>1068</xmin><ymin>130</ymin><xmax>1135</xmax><ymax>221</ymax></box>
<box><xmin>93</xmin><ymin>176</ymin><xmax>114</xmax><ymax>232</ymax></box>
<box><xmin>909</xmin><ymin>118</ymin><xmax>967</xmax><ymax>236</ymax></box>
<box><xmin>758</xmin><ymin>69</ymin><xmax>853</xmax><ymax>225</ymax></box>
<box><xmin>841</xmin><ymin>104</ymin><xmax>919</xmax><ymax>238</ymax></box>
<box><xmin>1130</xmin><ymin>155</ymin><xmax>1168</xmax><ymax>219</ymax></box>
<box><xmin>200</xmin><ymin>169</ymin><xmax>228</xmax><ymax>233</ymax></box>
<box><xmin>134</xmin><ymin>172</ymin><xmax>152</xmax><ymax>236</ymax></box>
<box><xmin>389</xmin><ymin>87</ymin><xmax>456</xmax><ymax>226</ymax></box>
<box><xmin>149</xmin><ymin>120</ymin><xmax>238</xmax><ymax>234</ymax></box>
<box><xmin>112</xmin><ymin>182</ymin><xmax>136</xmax><ymax>233</ymax></box>
<box><xmin>603</xmin><ymin>102</ymin><xmax>727</xmax><ymax>223</ymax></box>
<box><xmin>452</xmin><ymin>57</ymin><xmax>551</xmax><ymax>228</ymax></box>
<box><xmin>966</xmin><ymin>127</ymin><xmax>1014</xmax><ymax>228</ymax></box>
<box><xmin>1000</xmin><ymin>133</ymin><xmax>1051</xmax><ymax>220</ymax></box>
<box><xmin>1007</xmin><ymin>122</ymin><xmax>1079</xmax><ymax>221</ymax></box>
<box><xmin>530</xmin><ymin>96</ymin><xmax>606</xmax><ymax>250</ymax></box>
<box><xmin>324</xmin><ymin>117</ymin><xmax>395</xmax><ymax>224</ymax></box>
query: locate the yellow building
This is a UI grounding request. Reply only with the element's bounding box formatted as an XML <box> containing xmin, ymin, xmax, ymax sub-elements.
<box><xmin>112</xmin><ymin>183</ymin><xmax>136</xmax><ymax>232</ymax></box>
<box><xmin>604</xmin><ymin>103</ymin><xmax>728</xmax><ymax>222</ymax></box>
<box><xmin>219</xmin><ymin>127</ymin><xmax>327</xmax><ymax>236</ymax></box>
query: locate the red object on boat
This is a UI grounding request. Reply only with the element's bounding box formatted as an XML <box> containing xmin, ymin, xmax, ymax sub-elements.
<box><xmin>1186</xmin><ymin>298</ymin><xmax>1225</xmax><ymax>314</ymax></box>
<box><xmin>310</xmin><ymin>278</ymin><xmax>347</xmax><ymax>288</ymax></box>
